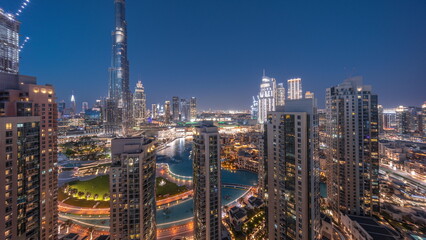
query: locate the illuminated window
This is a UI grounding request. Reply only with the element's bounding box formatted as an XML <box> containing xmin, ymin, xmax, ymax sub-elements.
<box><xmin>5</xmin><ymin>123</ymin><xmax>12</xmax><ymax>130</ymax></box>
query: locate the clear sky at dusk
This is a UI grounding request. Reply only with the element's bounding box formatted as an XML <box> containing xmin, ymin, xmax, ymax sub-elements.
<box><xmin>2</xmin><ymin>0</ymin><xmax>426</xmax><ymax>110</ymax></box>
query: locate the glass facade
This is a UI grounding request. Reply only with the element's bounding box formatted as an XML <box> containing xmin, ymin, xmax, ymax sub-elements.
<box><xmin>0</xmin><ymin>10</ymin><xmax>20</xmax><ymax>74</ymax></box>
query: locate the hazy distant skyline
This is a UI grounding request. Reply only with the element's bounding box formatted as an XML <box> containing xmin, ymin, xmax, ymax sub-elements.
<box><xmin>3</xmin><ymin>0</ymin><xmax>426</xmax><ymax>110</ymax></box>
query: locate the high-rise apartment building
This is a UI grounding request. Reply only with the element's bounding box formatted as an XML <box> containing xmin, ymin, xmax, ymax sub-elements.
<box><xmin>133</xmin><ymin>81</ymin><xmax>146</xmax><ymax>125</ymax></box>
<box><xmin>172</xmin><ymin>96</ymin><xmax>179</xmax><ymax>121</ymax></box>
<box><xmin>264</xmin><ymin>99</ymin><xmax>320</xmax><ymax>240</ymax></box>
<box><xmin>0</xmin><ymin>9</ymin><xmax>20</xmax><ymax>74</ymax></box>
<box><xmin>396</xmin><ymin>106</ymin><xmax>409</xmax><ymax>134</ymax></box>
<box><xmin>0</xmin><ymin>117</ymin><xmax>40</xmax><ymax>240</ymax></box>
<box><xmin>258</xmin><ymin>75</ymin><xmax>276</xmax><ymax>124</ymax></box>
<box><xmin>287</xmin><ymin>78</ymin><xmax>302</xmax><ymax>100</ymax></box>
<box><xmin>189</xmin><ymin>97</ymin><xmax>197</xmax><ymax>121</ymax></box>
<box><xmin>0</xmin><ymin>9</ymin><xmax>58</xmax><ymax>238</ymax></box>
<box><xmin>180</xmin><ymin>98</ymin><xmax>189</xmax><ymax>122</ymax></box>
<box><xmin>378</xmin><ymin>104</ymin><xmax>384</xmax><ymax>133</ymax></box>
<box><xmin>164</xmin><ymin>101</ymin><xmax>171</xmax><ymax>124</ymax></box>
<box><xmin>0</xmin><ymin>72</ymin><xmax>59</xmax><ymax>240</ymax></box>
<box><xmin>151</xmin><ymin>104</ymin><xmax>158</xmax><ymax>119</ymax></box>
<box><xmin>326</xmin><ymin>77</ymin><xmax>379</xmax><ymax>217</ymax></box>
<box><xmin>193</xmin><ymin>123</ymin><xmax>222</xmax><ymax>240</ymax></box>
<box><xmin>383</xmin><ymin>108</ymin><xmax>397</xmax><ymax>131</ymax></box>
<box><xmin>276</xmin><ymin>83</ymin><xmax>285</xmax><ymax>106</ymax></box>
<box><xmin>110</xmin><ymin>137</ymin><xmax>157</xmax><ymax>240</ymax></box>
<box><xmin>107</xmin><ymin>0</ymin><xmax>132</xmax><ymax>132</ymax></box>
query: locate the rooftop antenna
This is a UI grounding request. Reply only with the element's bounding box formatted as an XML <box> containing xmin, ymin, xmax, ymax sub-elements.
<box><xmin>19</xmin><ymin>36</ymin><xmax>30</xmax><ymax>52</ymax></box>
<box><xmin>263</xmin><ymin>69</ymin><xmax>266</xmax><ymax>77</ymax></box>
<box><xmin>15</xmin><ymin>0</ymin><xmax>32</xmax><ymax>17</ymax></box>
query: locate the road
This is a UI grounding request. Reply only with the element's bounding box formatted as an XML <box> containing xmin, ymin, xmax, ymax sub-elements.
<box><xmin>381</xmin><ymin>165</ymin><xmax>426</xmax><ymax>191</ymax></box>
<box><xmin>157</xmin><ymin>221</ymin><xmax>194</xmax><ymax>240</ymax></box>
<box><xmin>59</xmin><ymin>202</ymin><xmax>110</xmax><ymax>215</ymax></box>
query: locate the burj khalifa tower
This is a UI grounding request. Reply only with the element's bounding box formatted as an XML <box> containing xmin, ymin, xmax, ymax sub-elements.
<box><xmin>107</xmin><ymin>0</ymin><xmax>132</xmax><ymax>133</ymax></box>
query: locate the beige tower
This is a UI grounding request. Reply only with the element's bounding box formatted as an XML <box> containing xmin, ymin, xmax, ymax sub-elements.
<box><xmin>193</xmin><ymin>122</ymin><xmax>222</xmax><ymax>240</ymax></box>
<box><xmin>109</xmin><ymin>137</ymin><xmax>157</xmax><ymax>240</ymax></box>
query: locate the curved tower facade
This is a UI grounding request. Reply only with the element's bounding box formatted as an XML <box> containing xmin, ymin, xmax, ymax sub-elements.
<box><xmin>108</xmin><ymin>0</ymin><xmax>132</xmax><ymax>132</ymax></box>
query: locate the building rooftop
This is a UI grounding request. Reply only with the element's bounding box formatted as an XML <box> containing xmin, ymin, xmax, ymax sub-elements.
<box><xmin>348</xmin><ymin>215</ymin><xmax>399</xmax><ymax>240</ymax></box>
<box><xmin>229</xmin><ymin>206</ymin><xmax>247</xmax><ymax>220</ymax></box>
<box><xmin>248</xmin><ymin>196</ymin><xmax>264</xmax><ymax>208</ymax></box>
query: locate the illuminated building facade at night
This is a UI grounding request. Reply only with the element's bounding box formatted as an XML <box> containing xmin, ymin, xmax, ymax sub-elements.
<box><xmin>326</xmin><ymin>77</ymin><xmax>380</xmax><ymax>217</ymax></box>
<box><xmin>0</xmin><ymin>9</ymin><xmax>19</xmax><ymax>74</ymax></box>
<box><xmin>133</xmin><ymin>81</ymin><xmax>146</xmax><ymax>126</ymax></box>
<box><xmin>264</xmin><ymin>99</ymin><xmax>320</xmax><ymax>240</ymax></box>
<box><xmin>287</xmin><ymin>78</ymin><xmax>303</xmax><ymax>100</ymax></box>
<box><xmin>258</xmin><ymin>75</ymin><xmax>276</xmax><ymax>124</ymax></box>
<box><xmin>110</xmin><ymin>138</ymin><xmax>157</xmax><ymax>240</ymax></box>
<box><xmin>107</xmin><ymin>0</ymin><xmax>132</xmax><ymax>133</ymax></box>
<box><xmin>193</xmin><ymin>123</ymin><xmax>222</xmax><ymax>240</ymax></box>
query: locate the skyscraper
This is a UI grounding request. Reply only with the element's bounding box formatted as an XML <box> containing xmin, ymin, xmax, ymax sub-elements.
<box><xmin>0</xmin><ymin>117</ymin><xmax>41</xmax><ymax>240</ymax></box>
<box><xmin>151</xmin><ymin>103</ymin><xmax>158</xmax><ymax>119</ymax></box>
<box><xmin>0</xmin><ymin>11</ymin><xmax>58</xmax><ymax>238</ymax></box>
<box><xmin>287</xmin><ymin>78</ymin><xmax>303</xmax><ymax>100</ymax></box>
<box><xmin>180</xmin><ymin>98</ymin><xmax>188</xmax><ymax>122</ymax></box>
<box><xmin>110</xmin><ymin>137</ymin><xmax>157</xmax><ymax>240</ymax></box>
<box><xmin>0</xmin><ymin>73</ymin><xmax>59</xmax><ymax>240</ymax></box>
<box><xmin>82</xmin><ymin>101</ymin><xmax>89</xmax><ymax>112</ymax></box>
<box><xmin>58</xmin><ymin>100</ymin><xmax>66</xmax><ymax>118</ymax></box>
<box><xmin>172</xmin><ymin>96</ymin><xmax>180</xmax><ymax>121</ymax></box>
<box><xmin>383</xmin><ymin>108</ymin><xmax>397</xmax><ymax>131</ymax></box>
<box><xmin>164</xmin><ymin>101</ymin><xmax>171</xmax><ymax>124</ymax></box>
<box><xmin>193</xmin><ymin>122</ymin><xmax>222</xmax><ymax>240</ymax></box>
<box><xmin>0</xmin><ymin>9</ymin><xmax>20</xmax><ymax>74</ymax></box>
<box><xmin>396</xmin><ymin>106</ymin><xmax>409</xmax><ymax>134</ymax></box>
<box><xmin>133</xmin><ymin>81</ymin><xmax>146</xmax><ymax>125</ymax></box>
<box><xmin>107</xmin><ymin>0</ymin><xmax>132</xmax><ymax>132</ymax></box>
<box><xmin>189</xmin><ymin>97</ymin><xmax>197</xmax><ymax>121</ymax></box>
<box><xmin>258</xmin><ymin>75</ymin><xmax>277</xmax><ymax>124</ymax></box>
<box><xmin>70</xmin><ymin>93</ymin><xmax>76</xmax><ymax>117</ymax></box>
<box><xmin>264</xmin><ymin>99</ymin><xmax>320</xmax><ymax>240</ymax></box>
<box><xmin>326</xmin><ymin>77</ymin><xmax>379</xmax><ymax>218</ymax></box>
<box><xmin>378</xmin><ymin>104</ymin><xmax>384</xmax><ymax>133</ymax></box>
<box><xmin>250</xmin><ymin>96</ymin><xmax>259</xmax><ymax>120</ymax></box>
<box><xmin>276</xmin><ymin>83</ymin><xmax>285</xmax><ymax>106</ymax></box>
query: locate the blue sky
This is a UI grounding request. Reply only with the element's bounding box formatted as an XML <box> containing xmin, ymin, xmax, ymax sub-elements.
<box><xmin>3</xmin><ymin>0</ymin><xmax>426</xmax><ymax>110</ymax></box>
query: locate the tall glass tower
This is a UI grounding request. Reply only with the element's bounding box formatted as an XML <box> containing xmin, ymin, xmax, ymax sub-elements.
<box><xmin>0</xmin><ymin>9</ymin><xmax>20</xmax><ymax>74</ymax></box>
<box><xmin>108</xmin><ymin>0</ymin><xmax>132</xmax><ymax>131</ymax></box>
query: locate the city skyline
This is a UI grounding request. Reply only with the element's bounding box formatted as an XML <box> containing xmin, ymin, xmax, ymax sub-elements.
<box><xmin>1</xmin><ymin>0</ymin><xmax>425</xmax><ymax>110</ymax></box>
<box><xmin>2</xmin><ymin>1</ymin><xmax>426</xmax><ymax>238</ymax></box>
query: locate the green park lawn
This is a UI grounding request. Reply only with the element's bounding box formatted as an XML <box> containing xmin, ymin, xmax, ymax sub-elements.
<box><xmin>156</xmin><ymin>177</ymin><xmax>188</xmax><ymax>199</ymax></box>
<box><xmin>68</xmin><ymin>175</ymin><xmax>110</xmax><ymax>197</ymax></box>
<box><xmin>60</xmin><ymin>175</ymin><xmax>110</xmax><ymax>208</ymax></box>
<box><xmin>60</xmin><ymin>175</ymin><xmax>188</xmax><ymax>207</ymax></box>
